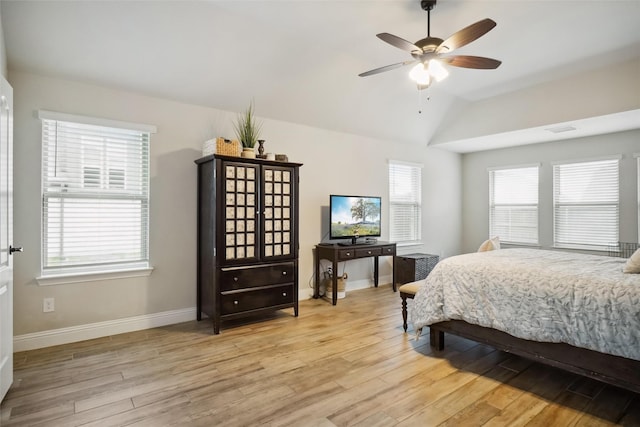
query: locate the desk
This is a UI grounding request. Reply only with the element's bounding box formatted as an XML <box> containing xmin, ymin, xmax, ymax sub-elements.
<box><xmin>314</xmin><ymin>242</ymin><xmax>397</xmax><ymax>305</ymax></box>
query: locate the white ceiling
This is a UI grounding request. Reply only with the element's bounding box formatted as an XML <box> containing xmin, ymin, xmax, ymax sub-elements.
<box><xmin>2</xmin><ymin>0</ymin><xmax>640</xmax><ymax>151</ymax></box>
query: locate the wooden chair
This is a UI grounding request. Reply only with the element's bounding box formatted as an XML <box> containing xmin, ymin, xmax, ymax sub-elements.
<box><xmin>399</xmin><ymin>282</ymin><xmax>421</xmax><ymax>332</ymax></box>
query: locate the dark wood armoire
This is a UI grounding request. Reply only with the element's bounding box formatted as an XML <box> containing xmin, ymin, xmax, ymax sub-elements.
<box><xmin>195</xmin><ymin>154</ymin><xmax>302</xmax><ymax>334</ymax></box>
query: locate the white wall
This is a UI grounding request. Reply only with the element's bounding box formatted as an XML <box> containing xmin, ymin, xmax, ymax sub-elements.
<box><xmin>9</xmin><ymin>70</ymin><xmax>462</xmax><ymax>339</ymax></box>
<box><xmin>431</xmin><ymin>58</ymin><xmax>640</xmax><ymax>145</ymax></box>
<box><xmin>461</xmin><ymin>130</ymin><xmax>639</xmax><ymax>253</ymax></box>
<box><xmin>0</xmin><ymin>2</ymin><xmax>7</xmax><ymax>78</ymax></box>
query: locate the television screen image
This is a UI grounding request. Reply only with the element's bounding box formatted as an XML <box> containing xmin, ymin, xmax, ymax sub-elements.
<box><xmin>330</xmin><ymin>195</ymin><xmax>381</xmax><ymax>243</ymax></box>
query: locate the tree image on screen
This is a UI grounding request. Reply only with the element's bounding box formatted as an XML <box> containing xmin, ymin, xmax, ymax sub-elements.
<box><xmin>331</xmin><ymin>196</ymin><xmax>381</xmax><ymax>238</ymax></box>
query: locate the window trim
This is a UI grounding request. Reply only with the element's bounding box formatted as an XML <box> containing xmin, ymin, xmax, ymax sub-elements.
<box><xmin>488</xmin><ymin>163</ymin><xmax>540</xmax><ymax>245</ymax></box>
<box><xmin>552</xmin><ymin>156</ymin><xmax>620</xmax><ymax>251</ymax></box>
<box><xmin>388</xmin><ymin>159</ymin><xmax>423</xmax><ymax>245</ymax></box>
<box><xmin>39</xmin><ymin>110</ymin><xmax>155</xmax><ymax>281</ymax></box>
<box><xmin>38</xmin><ymin>110</ymin><xmax>157</xmax><ymax>134</ymax></box>
<box><xmin>36</xmin><ymin>266</ymin><xmax>154</xmax><ymax>286</ymax></box>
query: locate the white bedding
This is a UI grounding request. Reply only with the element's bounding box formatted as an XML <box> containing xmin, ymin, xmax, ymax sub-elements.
<box><xmin>411</xmin><ymin>248</ymin><xmax>640</xmax><ymax>360</ymax></box>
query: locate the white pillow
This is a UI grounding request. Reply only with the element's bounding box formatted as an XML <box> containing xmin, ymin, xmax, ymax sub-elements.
<box><xmin>478</xmin><ymin>236</ymin><xmax>500</xmax><ymax>252</ymax></box>
<box><xmin>623</xmin><ymin>248</ymin><xmax>640</xmax><ymax>274</ymax></box>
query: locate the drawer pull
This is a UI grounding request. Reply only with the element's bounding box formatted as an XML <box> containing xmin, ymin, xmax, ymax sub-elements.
<box><xmin>346</xmin><ymin>252</ymin><xmax>351</xmax><ymax>256</ymax></box>
<box><xmin>282</xmin><ymin>292</ymin><xmax>287</xmax><ymax>297</ymax></box>
<box><xmin>367</xmin><ymin>251</ymin><xmax>372</xmax><ymax>255</ymax></box>
<box><xmin>282</xmin><ymin>271</ymin><xmax>287</xmax><ymax>275</ymax></box>
<box><xmin>234</xmin><ymin>277</ymin><xmax>238</xmax><ymax>282</ymax></box>
<box><xmin>233</xmin><ymin>300</ymin><xmax>239</xmax><ymax>305</ymax></box>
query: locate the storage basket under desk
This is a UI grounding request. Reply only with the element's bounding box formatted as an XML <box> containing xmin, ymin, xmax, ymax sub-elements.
<box><xmin>396</xmin><ymin>253</ymin><xmax>439</xmax><ymax>285</ymax></box>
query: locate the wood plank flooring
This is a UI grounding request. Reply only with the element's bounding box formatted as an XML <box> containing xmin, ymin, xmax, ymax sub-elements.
<box><xmin>1</xmin><ymin>284</ymin><xmax>639</xmax><ymax>426</ymax></box>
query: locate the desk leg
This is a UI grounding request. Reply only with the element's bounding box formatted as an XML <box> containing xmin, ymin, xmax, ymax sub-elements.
<box><xmin>392</xmin><ymin>254</ymin><xmax>397</xmax><ymax>292</ymax></box>
<box><xmin>313</xmin><ymin>249</ymin><xmax>319</xmax><ymax>299</ymax></box>
<box><xmin>332</xmin><ymin>259</ymin><xmax>338</xmax><ymax>305</ymax></box>
<box><xmin>374</xmin><ymin>256</ymin><xmax>379</xmax><ymax>287</ymax></box>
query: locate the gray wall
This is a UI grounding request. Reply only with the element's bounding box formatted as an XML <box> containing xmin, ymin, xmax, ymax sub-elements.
<box><xmin>461</xmin><ymin>130</ymin><xmax>639</xmax><ymax>253</ymax></box>
<box><xmin>9</xmin><ymin>70</ymin><xmax>462</xmax><ymax>337</ymax></box>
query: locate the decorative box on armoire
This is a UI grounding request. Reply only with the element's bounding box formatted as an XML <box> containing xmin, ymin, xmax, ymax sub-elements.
<box><xmin>195</xmin><ymin>154</ymin><xmax>302</xmax><ymax>334</ymax></box>
<box><xmin>395</xmin><ymin>253</ymin><xmax>439</xmax><ymax>285</ymax></box>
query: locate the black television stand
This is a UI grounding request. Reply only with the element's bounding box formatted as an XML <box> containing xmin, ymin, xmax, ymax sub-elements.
<box><xmin>314</xmin><ymin>241</ymin><xmax>397</xmax><ymax>305</ymax></box>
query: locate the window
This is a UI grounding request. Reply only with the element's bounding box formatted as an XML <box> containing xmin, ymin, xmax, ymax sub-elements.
<box><xmin>39</xmin><ymin>111</ymin><xmax>155</xmax><ymax>277</ymax></box>
<box><xmin>389</xmin><ymin>160</ymin><xmax>422</xmax><ymax>243</ymax></box>
<box><xmin>553</xmin><ymin>157</ymin><xmax>620</xmax><ymax>250</ymax></box>
<box><xmin>489</xmin><ymin>165</ymin><xmax>539</xmax><ymax>245</ymax></box>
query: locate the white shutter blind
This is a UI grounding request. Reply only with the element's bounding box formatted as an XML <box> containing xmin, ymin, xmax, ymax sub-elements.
<box><xmin>489</xmin><ymin>166</ymin><xmax>539</xmax><ymax>244</ymax></box>
<box><xmin>553</xmin><ymin>158</ymin><xmax>619</xmax><ymax>250</ymax></box>
<box><xmin>41</xmin><ymin>115</ymin><xmax>151</xmax><ymax>274</ymax></box>
<box><xmin>389</xmin><ymin>161</ymin><xmax>422</xmax><ymax>243</ymax></box>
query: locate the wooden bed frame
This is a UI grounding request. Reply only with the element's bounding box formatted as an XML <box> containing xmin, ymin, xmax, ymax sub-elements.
<box><xmin>429</xmin><ymin>320</ymin><xmax>640</xmax><ymax>394</ymax></box>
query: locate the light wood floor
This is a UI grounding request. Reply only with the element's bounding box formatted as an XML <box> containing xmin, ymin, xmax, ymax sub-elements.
<box><xmin>1</xmin><ymin>284</ymin><xmax>639</xmax><ymax>426</ymax></box>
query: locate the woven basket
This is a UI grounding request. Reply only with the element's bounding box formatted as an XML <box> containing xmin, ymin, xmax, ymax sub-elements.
<box><xmin>216</xmin><ymin>137</ymin><xmax>241</xmax><ymax>157</ymax></box>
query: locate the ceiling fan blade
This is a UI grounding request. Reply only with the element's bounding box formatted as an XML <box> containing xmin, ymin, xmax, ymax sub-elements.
<box><xmin>440</xmin><ymin>55</ymin><xmax>501</xmax><ymax>69</ymax></box>
<box><xmin>359</xmin><ymin>60</ymin><xmax>417</xmax><ymax>77</ymax></box>
<box><xmin>436</xmin><ymin>18</ymin><xmax>497</xmax><ymax>54</ymax></box>
<box><xmin>377</xmin><ymin>33</ymin><xmax>421</xmax><ymax>53</ymax></box>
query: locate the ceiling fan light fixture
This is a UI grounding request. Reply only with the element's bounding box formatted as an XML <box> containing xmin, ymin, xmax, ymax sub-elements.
<box><xmin>409</xmin><ymin>63</ymin><xmax>431</xmax><ymax>86</ymax></box>
<box><xmin>428</xmin><ymin>59</ymin><xmax>449</xmax><ymax>82</ymax></box>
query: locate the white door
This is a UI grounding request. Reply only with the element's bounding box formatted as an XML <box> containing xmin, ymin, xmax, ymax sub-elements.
<box><xmin>0</xmin><ymin>75</ymin><xmax>14</xmax><ymax>402</ymax></box>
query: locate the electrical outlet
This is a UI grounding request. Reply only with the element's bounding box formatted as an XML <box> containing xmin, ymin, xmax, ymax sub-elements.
<box><xmin>43</xmin><ymin>297</ymin><xmax>55</xmax><ymax>313</ymax></box>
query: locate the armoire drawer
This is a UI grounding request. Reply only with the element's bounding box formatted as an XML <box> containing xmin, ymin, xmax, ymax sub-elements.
<box><xmin>221</xmin><ymin>284</ymin><xmax>294</xmax><ymax>314</ymax></box>
<box><xmin>220</xmin><ymin>263</ymin><xmax>294</xmax><ymax>291</ymax></box>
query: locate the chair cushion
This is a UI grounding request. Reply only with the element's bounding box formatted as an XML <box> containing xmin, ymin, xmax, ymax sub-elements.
<box><xmin>399</xmin><ymin>281</ymin><xmax>421</xmax><ymax>296</ymax></box>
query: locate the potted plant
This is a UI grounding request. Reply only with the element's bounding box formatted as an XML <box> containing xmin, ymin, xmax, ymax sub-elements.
<box><xmin>233</xmin><ymin>101</ymin><xmax>262</xmax><ymax>158</ymax></box>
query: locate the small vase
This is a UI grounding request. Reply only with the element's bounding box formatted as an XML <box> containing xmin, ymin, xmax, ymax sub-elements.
<box><xmin>257</xmin><ymin>140</ymin><xmax>265</xmax><ymax>158</ymax></box>
<box><xmin>241</xmin><ymin>147</ymin><xmax>256</xmax><ymax>158</ymax></box>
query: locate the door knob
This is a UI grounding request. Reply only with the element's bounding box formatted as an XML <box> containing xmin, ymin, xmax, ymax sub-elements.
<box><xmin>9</xmin><ymin>245</ymin><xmax>23</xmax><ymax>255</ymax></box>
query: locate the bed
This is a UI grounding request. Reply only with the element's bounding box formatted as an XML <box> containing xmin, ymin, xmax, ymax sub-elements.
<box><xmin>411</xmin><ymin>248</ymin><xmax>640</xmax><ymax>393</ymax></box>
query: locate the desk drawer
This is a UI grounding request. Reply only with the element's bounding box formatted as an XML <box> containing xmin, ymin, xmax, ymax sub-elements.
<box><xmin>355</xmin><ymin>247</ymin><xmax>382</xmax><ymax>257</ymax></box>
<box><xmin>221</xmin><ymin>284</ymin><xmax>294</xmax><ymax>314</ymax></box>
<box><xmin>380</xmin><ymin>245</ymin><xmax>395</xmax><ymax>256</ymax></box>
<box><xmin>338</xmin><ymin>249</ymin><xmax>355</xmax><ymax>260</ymax></box>
<box><xmin>220</xmin><ymin>263</ymin><xmax>294</xmax><ymax>291</ymax></box>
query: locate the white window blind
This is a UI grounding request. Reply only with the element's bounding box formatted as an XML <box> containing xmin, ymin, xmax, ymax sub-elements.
<box><xmin>389</xmin><ymin>160</ymin><xmax>422</xmax><ymax>243</ymax></box>
<box><xmin>40</xmin><ymin>112</ymin><xmax>152</xmax><ymax>275</ymax></box>
<box><xmin>489</xmin><ymin>165</ymin><xmax>539</xmax><ymax>244</ymax></box>
<box><xmin>553</xmin><ymin>158</ymin><xmax>619</xmax><ymax>250</ymax></box>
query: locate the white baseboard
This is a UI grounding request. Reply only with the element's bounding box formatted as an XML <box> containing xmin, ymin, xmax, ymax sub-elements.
<box><xmin>14</xmin><ymin>275</ymin><xmax>394</xmax><ymax>352</ymax></box>
<box><xmin>13</xmin><ymin>307</ymin><xmax>197</xmax><ymax>352</ymax></box>
<box><xmin>301</xmin><ymin>274</ymin><xmax>393</xmax><ymax>299</ymax></box>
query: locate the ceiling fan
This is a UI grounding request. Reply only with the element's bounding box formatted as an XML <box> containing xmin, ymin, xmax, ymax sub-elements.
<box><xmin>359</xmin><ymin>0</ymin><xmax>502</xmax><ymax>90</ymax></box>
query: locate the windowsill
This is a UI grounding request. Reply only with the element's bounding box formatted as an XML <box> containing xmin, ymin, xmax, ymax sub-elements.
<box><xmin>396</xmin><ymin>242</ymin><xmax>423</xmax><ymax>248</ymax></box>
<box><xmin>500</xmin><ymin>242</ymin><xmax>541</xmax><ymax>248</ymax></box>
<box><xmin>36</xmin><ymin>266</ymin><xmax>154</xmax><ymax>286</ymax></box>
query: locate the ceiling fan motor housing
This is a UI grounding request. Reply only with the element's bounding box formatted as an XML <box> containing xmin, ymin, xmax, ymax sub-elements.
<box><xmin>413</xmin><ymin>37</ymin><xmax>444</xmax><ymax>56</ymax></box>
<box><xmin>421</xmin><ymin>0</ymin><xmax>436</xmax><ymax>11</ymax></box>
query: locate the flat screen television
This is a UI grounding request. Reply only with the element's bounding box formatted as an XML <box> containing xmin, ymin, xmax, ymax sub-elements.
<box><xmin>330</xmin><ymin>195</ymin><xmax>381</xmax><ymax>245</ymax></box>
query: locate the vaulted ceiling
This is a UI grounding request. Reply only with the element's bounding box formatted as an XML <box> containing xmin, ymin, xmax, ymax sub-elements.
<box><xmin>2</xmin><ymin>1</ymin><xmax>640</xmax><ymax>151</ymax></box>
